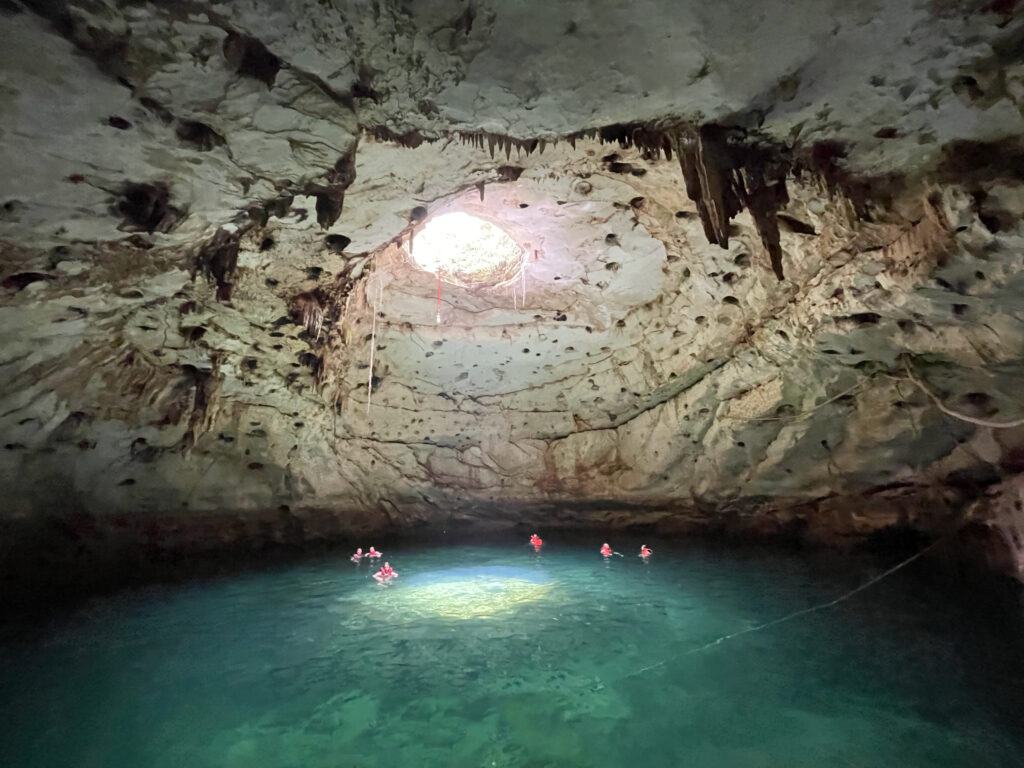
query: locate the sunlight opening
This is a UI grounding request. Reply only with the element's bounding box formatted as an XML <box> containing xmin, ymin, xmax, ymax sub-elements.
<box><xmin>407</xmin><ymin>212</ymin><xmax>525</xmax><ymax>288</ymax></box>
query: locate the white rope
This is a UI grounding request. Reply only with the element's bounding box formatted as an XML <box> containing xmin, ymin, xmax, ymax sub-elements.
<box><xmin>684</xmin><ymin>538</ymin><xmax>943</xmax><ymax>655</ymax></box>
<box><xmin>903</xmin><ymin>363</ymin><xmax>1024</xmax><ymax>429</ymax></box>
<box><xmin>622</xmin><ymin>537</ymin><xmax>944</xmax><ymax>680</ymax></box>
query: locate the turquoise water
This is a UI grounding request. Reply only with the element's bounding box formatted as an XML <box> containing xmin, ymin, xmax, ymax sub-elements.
<box><xmin>2</xmin><ymin>539</ymin><xmax>1024</xmax><ymax>767</ymax></box>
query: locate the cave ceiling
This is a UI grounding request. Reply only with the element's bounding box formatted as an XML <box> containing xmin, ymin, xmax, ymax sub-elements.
<box><xmin>2</xmin><ymin>0</ymin><xmax>1024</xmax><ymax>551</ymax></box>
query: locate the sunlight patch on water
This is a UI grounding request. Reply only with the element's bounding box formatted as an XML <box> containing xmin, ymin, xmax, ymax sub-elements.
<box><xmin>371</xmin><ymin>566</ymin><xmax>554</xmax><ymax>620</ymax></box>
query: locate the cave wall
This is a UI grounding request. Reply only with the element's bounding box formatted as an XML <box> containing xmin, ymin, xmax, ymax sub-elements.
<box><xmin>2</xmin><ymin>0</ymin><xmax>1024</xmax><ymax>572</ymax></box>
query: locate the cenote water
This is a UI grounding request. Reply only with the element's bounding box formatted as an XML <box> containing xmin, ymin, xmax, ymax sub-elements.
<box><xmin>3</xmin><ymin>538</ymin><xmax>1024</xmax><ymax>767</ymax></box>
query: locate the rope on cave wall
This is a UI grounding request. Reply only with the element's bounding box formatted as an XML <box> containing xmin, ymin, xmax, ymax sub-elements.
<box><xmin>721</xmin><ymin>380</ymin><xmax>864</xmax><ymax>424</ymax></box>
<box><xmin>903</xmin><ymin>362</ymin><xmax>1024</xmax><ymax>429</ymax></box>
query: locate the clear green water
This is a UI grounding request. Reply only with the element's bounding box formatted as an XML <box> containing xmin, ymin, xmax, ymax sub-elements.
<box><xmin>2</xmin><ymin>539</ymin><xmax>1024</xmax><ymax>768</ymax></box>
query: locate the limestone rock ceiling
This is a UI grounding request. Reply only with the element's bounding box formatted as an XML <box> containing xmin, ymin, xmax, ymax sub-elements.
<box><xmin>1</xmin><ymin>0</ymin><xmax>1024</xmax><ymax>564</ymax></box>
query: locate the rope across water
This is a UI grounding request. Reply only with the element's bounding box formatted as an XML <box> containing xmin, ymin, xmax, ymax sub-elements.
<box><xmin>623</xmin><ymin>537</ymin><xmax>944</xmax><ymax>678</ymax></box>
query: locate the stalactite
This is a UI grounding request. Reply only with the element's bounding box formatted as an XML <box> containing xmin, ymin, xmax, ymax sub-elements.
<box><xmin>194</xmin><ymin>228</ymin><xmax>242</xmax><ymax>301</ymax></box>
<box><xmin>737</xmin><ymin>164</ymin><xmax>789</xmax><ymax>281</ymax></box>
<box><xmin>366</xmin><ymin>279</ymin><xmax>382</xmax><ymax>414</ymax></box>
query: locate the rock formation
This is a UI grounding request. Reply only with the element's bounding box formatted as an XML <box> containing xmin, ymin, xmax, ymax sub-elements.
<box><xmin>2</xmin><ymin>0</ymin><xmax>1024</xmax><ymax>587</ymax></box>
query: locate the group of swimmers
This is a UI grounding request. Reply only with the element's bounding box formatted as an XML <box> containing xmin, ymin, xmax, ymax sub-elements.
<box><xmin>349</xmin><ymin>546</ymin><xmax>397</xmax><ymax>582</ymax></box>
<box><xmin>352</xmin><ymin>535</ymin><xmax>652</xmax><ymax>584</ymax></box>
<box><xmin>531</xmin><ymin>534</ymin><xmax>651</xmax><ymax>559</ymax></box>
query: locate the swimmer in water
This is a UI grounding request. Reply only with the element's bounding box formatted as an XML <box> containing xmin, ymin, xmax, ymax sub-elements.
<box><xmin>639</xmin><ymin>545</ymin><xmax>653</xmax><ymax>559</ymax></box>
<box><xmin>600</xmin><ymin>542</ymin><xmax>614</xmax><ymax>558</ymax></box>
<box><xmin>529</xmin><ymin>533</ymin><xmax>543</xmax><ymax>549</ymax></box>
<box><xmin>367</xmin><ymin>547</ymin><xmax>382</xmax><ymax>559</ymax></box>
<box><xmin>350</xmin><ymin>547</ymin><xmax>364</xmax><ymax>563</ymax></box>
<box><xmin>373</xmin><ymin>562</ymin><xmax>397</xmax><ymax>582</ymax></box>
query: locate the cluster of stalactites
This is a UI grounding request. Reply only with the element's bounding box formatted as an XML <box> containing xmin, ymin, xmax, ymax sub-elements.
<box><xmin>674</xmin><ymin>126</ymin><xmax>790</xmax><ymax>281</ymax></box>
<box><xmin>368</xmin><ymin>122</ymin><xmax>819</xmax><ymax>280</ymax></box>
<box><xmin>454</xmin><ymin>122</ymin><xmax>677</xmax><ymax>163</ymax></box>
<box><xmin>366</xmin><ymin>121</ymin><xmax>675</xmax><ymax>160</ymax></box>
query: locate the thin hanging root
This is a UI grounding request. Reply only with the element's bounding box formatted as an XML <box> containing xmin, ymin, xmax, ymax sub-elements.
<box><xmin>301</xmin><ymin>301</ymin><xmax>324</xmax><ymax>341</ymax></box>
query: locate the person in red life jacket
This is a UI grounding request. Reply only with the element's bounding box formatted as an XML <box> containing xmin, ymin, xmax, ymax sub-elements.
<box><xmin>367</xmin><ymin>547</ymin><xmax>382</xmax><ymax>559</ymax></box>
<box><xmin>600</xmin><ymin>542</ymin><xmax>613</xmax><ymax>558</ymax></box>
<box><xmin>529</xmin><ymin>534</ymin><xmax>543</xmax><ymax>549</ymax></box>
<box><xmin>350</xmin><ymin>547</ymin><xmax>364</xmax><ymax>563</ymax></box>
<box><xmin>639</xmin><ymin>545</ymin><xmax>653</xmax><ymax>559</ymax></box>
<box><xmin>373</xmin><ymin>562</ymin><xmax>397</xmax><ymax>582</ymax></box>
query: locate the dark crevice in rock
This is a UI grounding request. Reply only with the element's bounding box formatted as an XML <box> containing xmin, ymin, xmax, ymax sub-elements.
<box><xmin>115</xmin><ymin>182</ymin><xmax>184</xmax><ymax>234</ymax></box>
<box><xmin>496</xmin><ymin>165</ymin><xmax>524</xmax><ymax>182</ymax></box>
<box><xmin>350</xmin><ymin>64</ymin><xmax>381</xmax><ymax>102</ymax></box>
<box><xmin>777</xmin><ymin>213</ymin><xmax>817</xmax><ymax>235</ymax></box>
<box><xmin>2</xmin><ymin>272</ymin><xmax>55</xmax><ymax>291</ymax></box>
<box><xmin>252</xmin><ymin>196</ymin><xmax>295</xmax><ymax>226</ymax></box>
<box><xmin>222</xmin><ymin>31</ymin><xmax>281</xmax><ymax>87</ymax></box>
<box><xmin>304</xmin><ymin>147</ymin><xmax>358</xmax><ymax>230</ymax></box>
<box><xmin>176</xmin><ymin>120</ymin><xmax>226</xmax><ymax>151</ymax></box>
<box><xmin>139</xmin><ymin>96</ymin><xmax>173</xmax><ymax>124</ymax></box>
<box><xmin>325</xmin><ymin>234</ymin><xmax>351</xmax><ymax>253</ymax></box>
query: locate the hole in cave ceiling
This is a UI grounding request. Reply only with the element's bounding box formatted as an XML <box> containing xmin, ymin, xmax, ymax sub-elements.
<box><xmin>405</xmin><ymin>211</ymin><xmax>525</xmax><ymax>289</ymax></box>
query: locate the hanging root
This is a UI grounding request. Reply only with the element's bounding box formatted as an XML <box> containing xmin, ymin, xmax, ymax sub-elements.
<box><xmin>292</xmin><ymin>291</ymin><xmax>325</xmax><ymax>342</ymax></box>
<box><xmin>302</xmin><ymin>302</ymin><xmax>324</xmax><ymax>341</ymax></box>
